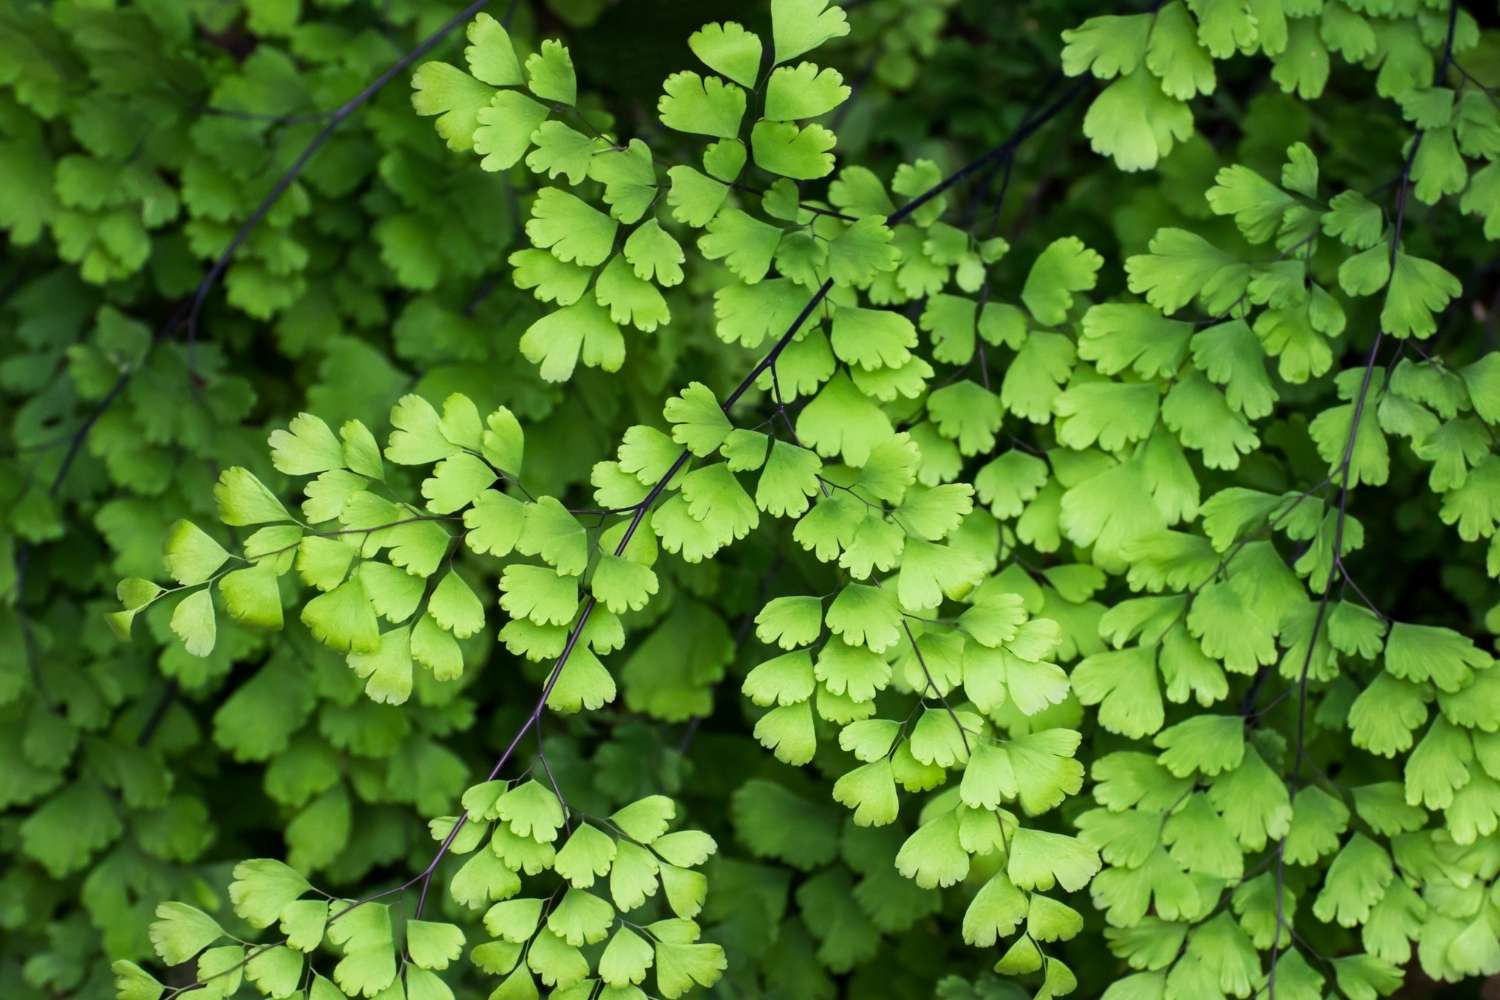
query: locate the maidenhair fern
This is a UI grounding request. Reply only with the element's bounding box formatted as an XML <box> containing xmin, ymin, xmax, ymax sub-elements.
<box><xmin>5</xmin><ymin>0</ymin><xmax>1500</xmax><ymax>998</ymax></box>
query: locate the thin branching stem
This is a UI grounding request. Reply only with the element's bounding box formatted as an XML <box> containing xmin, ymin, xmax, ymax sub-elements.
<box><xmin>1267</xmin><ymin>6</ymin><xmax>1460</xmax><ymax>995</ymax></box>
<box><xmin>402</xmin><ymin>85</ymin><xmax>1090</xmax><ymax>915</ymax></box>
